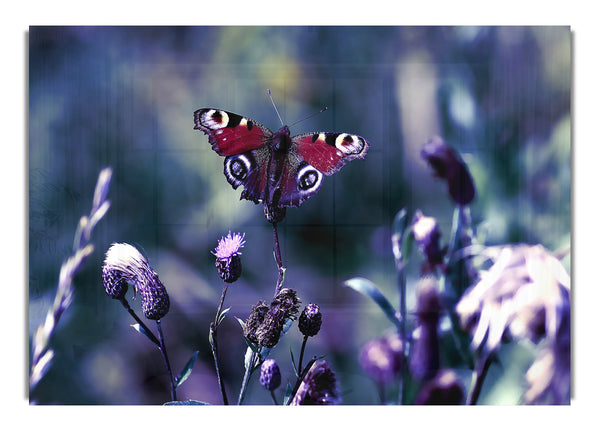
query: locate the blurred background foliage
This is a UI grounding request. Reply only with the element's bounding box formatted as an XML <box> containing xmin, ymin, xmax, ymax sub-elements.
<box><xmin>28</xmin><ymin>26</ymin><xmax>570</xmax><ymax>405</ymax></box>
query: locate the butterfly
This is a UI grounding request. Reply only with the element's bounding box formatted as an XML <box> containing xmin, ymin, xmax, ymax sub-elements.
<box><xmin>193</xmin><ymin>106</ymin><xmax>369</xmax><ymax>209</ymax></box>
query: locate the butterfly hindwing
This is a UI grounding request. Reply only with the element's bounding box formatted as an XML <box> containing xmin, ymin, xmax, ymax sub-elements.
<box><xmin>194</xmin><ymin>108</ymin><xmax>272</xmax><ymax>156</ymax></box>
<box><xmin>292</xmin><ymin>132</ymin><xmax>369</xmax><ymax>175</ymax></box>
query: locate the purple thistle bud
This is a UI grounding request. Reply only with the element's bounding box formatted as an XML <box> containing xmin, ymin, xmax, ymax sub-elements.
<box><xmin>213</xmin><ymin>232</ymin><xmax>245</xmax><ymax>283</ymax></box>
<box><xmin>259</xmin><ymin>359</ymin><xmax>282</xmax><ymax>391</ymax></box>
<box><xmin>139</xmin><ymin>272</ymin><xmax>170</xmax><ymax>320</ymax></box>
<box><xmin>412</xmin><ymin>210</ymin><xmax>446</xmax><ymax>275</ymax></box>
<box><xmin>359</xmin><ymin>333</ymin><xmax>405</xmax><ymax>386</ymax></box>
<box><xmin>421</xmin><ymin>136</ymin><xmax>475</xmax><ymax>205</ymax></box>
<box><xmin>290</xmin><ymin>360</ymin><xmax>341</xmax><ymax>405</ymax></box>
<box><xmin>298</xmin><ymin>303</ymin><xmax>322</xmax><ymax>337</ymax></box>
<box><xmin>102</xmin><ymin>263</ymin><xmax>129</xmax><ymax>299</ymax></box>
<box><xmin>414</xmin><ymin>370</ymin><xmax>466</xmax><ymax>405</ymax></box>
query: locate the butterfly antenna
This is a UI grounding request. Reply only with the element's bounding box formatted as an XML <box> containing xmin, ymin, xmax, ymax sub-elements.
<box><xmin>267</xmin><ymin>89</ymin><xmax>285</xmax><ymax>126</ymax></box>
<box><xmin>289</xmin><ymin>106</ymin><xmax>328</xmax><ymax>128</ymax></box>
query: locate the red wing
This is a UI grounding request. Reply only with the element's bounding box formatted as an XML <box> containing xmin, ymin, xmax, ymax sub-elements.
<box><xmin>194</xmin><ymin>108</ymin><xmax>272</xmax><ymax>156</ymax></box>
<box><xmin>292</xmin><ymin>132</ymin><xmax>370</xmax><ymax>175</ymax></box>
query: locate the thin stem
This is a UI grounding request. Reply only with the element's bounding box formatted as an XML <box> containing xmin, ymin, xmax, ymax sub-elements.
<box><xmin>119</xmin><ymin>298</ymin><xmax>160</xmax><ymax>347</ymax></box>
<box><xmin>238</xmin><ymin>350</ymin><xmax>258</xmax><ymax>405</ymax></box>
<box><xmin>272</xmin><ymin>222</ymin><xmax>284</xmax><ymax>295</ymax></box>
<box><xmin>270</xmin><ymin>389</ymin><xmax>279</xmax><ymax>405</ymax></box>
<box><xmin>468</xmin><ymin>354</ymin><xmax>492</xmax><ymax>405</ymax></box>
<box><xmin>210</xmin><ymin>283</ymin><xmax>230</xmax><ymax>405</ymax></box>
<box><xmin>298</xmin><ymin>335</ymin><xmax>308</xmax><ymax>375</ymax></box>
<box><xmin>156</xmin><ymin>320</ymin><xmax>177</xmax><ymax>402</ymax></box>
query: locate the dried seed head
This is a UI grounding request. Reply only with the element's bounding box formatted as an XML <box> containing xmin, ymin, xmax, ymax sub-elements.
<box><xmin>255</xmin><ymin>288</ymin><xmax>301</xmax><ymax>348</ymax></box>
<box><xmin>259</xmin><ymin>359</ymin><xmax>282</xmax><ymax>391</ymax></box>
<box><xmin>298</xmin><ymin>303</ymin><xmax>322</xmax><ymax>337</ymax></box>
<box><xmin>243</xmin><ymin>301</ymin><xmax>269</xmax><ymax>344</ymax></box>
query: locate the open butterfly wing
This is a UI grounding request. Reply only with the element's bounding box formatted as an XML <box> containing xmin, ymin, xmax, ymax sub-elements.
<box><xmin>194</xmin><ymin>108</ymin><xmax>272</xmax><ymax>156</ymax></box>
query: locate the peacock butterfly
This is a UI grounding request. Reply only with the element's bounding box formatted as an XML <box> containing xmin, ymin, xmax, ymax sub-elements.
<box><xmin>193</xmin><ymin>102</ymin><xmax>369</xmax><ymax>209</ymax></box>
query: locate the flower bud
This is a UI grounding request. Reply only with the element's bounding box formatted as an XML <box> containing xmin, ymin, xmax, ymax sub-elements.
<box><xmin>290</xmin><ymin>360</ymin><xmax>341</xmax><ymax>405</ymax></box>
<box><xmin>102</xmin><ymin>264</ymin><xmax>128</xmax><ymax>299</ymax></box>
<box><xmin>359</xmin><ymin>333</ymin><xmax>405</xmax><ymax>385</ymax></box>
<box><xmin>139</xmin><ymin>272</ymin><xmax>170</xmax><ymax>320</ymax></box>
<box><xmin>259</xmin><ymin>359</ymin><xmax>281</xmax><ymax>391</ymax></box>
<box><xmin>102</xmin><ymin>243</ymin><xmax>170</xmax><ymax>320</ymax></box>
<box><xmin>298</xmin><ymin>303</ymin><xmax>322</xmax><ymax>337</ymax></box>
<box><xmin>414</xmin><ymin>370</ymin><xmax>465</xmax><ymax>405</ymax></box>
<box><xmin>412</xmin><ymin>210</ymin><xmax>445</xmax><ymax>274</ymax></box>
<box><xmin>421</xmin><ymin>136</ymin><xmax>475</xmax><ymax>205</ymax></box>
<box><xmin>410</xmin><ymin>278</ymin><xmax>442</xmax><ymax>381</ymax></box>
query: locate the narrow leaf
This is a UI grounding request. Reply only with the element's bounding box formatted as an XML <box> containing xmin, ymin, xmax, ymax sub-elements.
<box><xmin>283</xmin><ymin>382</ymin><xmax>293</xmax><ymax>405</ymax></box>
<box><xmin>175</xmin><ymin>351</ymin><xmax>200</xmax><ymax>388</ymax></box>
<box><xmin>131</xmin><ymin>323</ymin><xmax>159</xmax><ymax>346</ymax></box>
<box><xmin>217</xmin><ymin>307</ymin><xmax>231</xmax><ymax>326</ymax></box>
<box><xmin>344</xmin><ymin>277</ymin><xmax>401</xmax><ymax>328</ymax></box>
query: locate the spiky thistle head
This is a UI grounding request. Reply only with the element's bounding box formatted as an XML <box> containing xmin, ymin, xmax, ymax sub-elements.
<box><xmin>212</xmin><ymin>232</ymin><xmax>245</xmax><ymax>283</ymax></box>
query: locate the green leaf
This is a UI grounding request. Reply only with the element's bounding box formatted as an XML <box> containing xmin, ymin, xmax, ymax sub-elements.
<box><xmin>164</xmin><ymin>400</ymin><xmax>210</xmax><ymax>405</ymax></box>
<box><xmin>174</xmin><ymin>351</ymin><xmax>199</xmax><ymax>388</ymax></box>
<box><xmin>130</xmin><ymin>323</ymin><xmax>160</xmax><ymax>347</ymax></box>
<box><xmin>344</xmin><ymin>277</ymin><xmax>401</xmax><ymax>328</ymax></box>
<box><xmin>283</xmin><ymin>382</ymin><xmax>293</xmax><ymax>405</ymax></box>
<box><xmin>392</xmin><ymin>207</ymin><xmax>409</xmax><ymax>237</ymax></box>
<box><xmin>217</xmin><ymin>307</ymin><xmax>231</xmax><ymax>326</ymax></box>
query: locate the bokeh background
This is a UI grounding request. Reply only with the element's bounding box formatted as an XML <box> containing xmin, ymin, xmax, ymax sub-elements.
<box><xmin>28</xmin><ymin>26</ymin><xmax>571</xmax><ymax>405</ymax></box>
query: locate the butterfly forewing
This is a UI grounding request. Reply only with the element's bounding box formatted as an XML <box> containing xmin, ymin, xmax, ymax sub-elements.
<box><xmin>193</xmin><ymin>108</ymin><xmax>272</xmax><ymax>156</ymax></box>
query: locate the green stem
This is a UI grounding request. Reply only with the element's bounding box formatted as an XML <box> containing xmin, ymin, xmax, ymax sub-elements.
<box><xmin>298</xmin><ymin>335</ymin><xmax>308</xmax><ymax>375</ymax></box>
<box><xmin>468</xmin><ymin>353</ymin><xmax>492</xmax><ymax>405</ymax></box>
<box><xmin>156</xmin><ymin>320</ymin><xmax>177</xmax><ymax>402</ymax></box>
<box><xmin>210</xmin><ymin>283</ymin><xmax>230</xmax><ymax>405</ymax></box>
<box><xmin>237</xmin><ymin>350</ymin><xmax>258</xmax><ymax>405</ymax></box>
<box><xmin>119</xmin><ymin>298</ymin><xmax>160</xmax><ymax>347</ymax></box>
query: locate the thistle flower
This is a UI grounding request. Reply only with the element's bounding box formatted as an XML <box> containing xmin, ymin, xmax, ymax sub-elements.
<box><xmin>359</xmin><ymin>332</ymin><xmax>404</xmax><ymax>386</ymax></box>
<box><xmin>421</xmin><ymin>136</ymin><xmax>475</xmax><ymax>205</ymax></box>
<box><xmin>102</xmin><ymin>243</ymin><xmax>170</xmax><ymax>320</ymax></box>
<box><xmin>290</xmin><ymin>360</ymin><xmax>341</xmax><ymax>405</ymax></box>
<box><xmin>298</xmin><ymin>303</ymin><xmax>322</xmax><ymax>337</ymax></box>
<box><xmin>410</xmin><ymin>278</ymin><xmax>442</xmax><ymax>381</ymax></box>
<box><xmin>212</xmin><ymin>232</ymin><xmax>245</xmax><ymax>283</ymax></box>
<box><xmin>412</xmin><ymin>210</ymin><xmax>446</xmax><ymax>274</ymax></box>
<box><xmin>414</xmin><ymin>370</ymin><xmax>466</xmax><ymax>405</ymax></box>
<box><xmin>455</xmin><ymin>244</ymin><xmax>570</xmax><ymax>353</ymax></box>
<box><xmin>259</xmin><ymin>359</ymin><xmax>282</xmax><ymax>391</ymax></box>
<box><xmin>256</xmin><ymin>288</ymin><xmax>301</xmax><ymax>348</ymax></box>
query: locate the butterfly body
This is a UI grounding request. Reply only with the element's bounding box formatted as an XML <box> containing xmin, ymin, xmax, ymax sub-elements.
<box><xmin>194</xmin><ymin>108</ymin><xmax>369</xmax><ymax>208</ymax></box>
